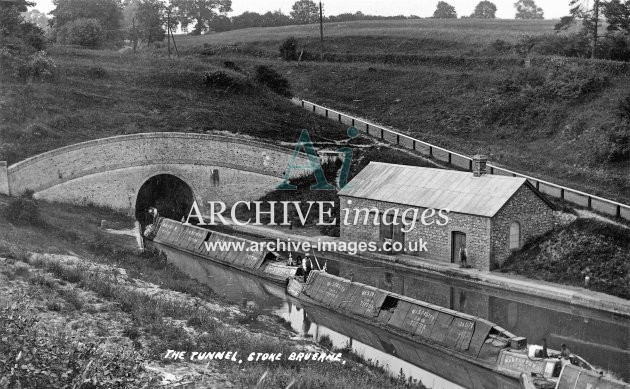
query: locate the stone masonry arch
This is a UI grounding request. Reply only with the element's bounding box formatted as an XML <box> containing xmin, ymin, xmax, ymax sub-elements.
<box><xmin>1</xmin><ymin>133</ymin><xmax>310</xmax><ymax>216</ymax></box>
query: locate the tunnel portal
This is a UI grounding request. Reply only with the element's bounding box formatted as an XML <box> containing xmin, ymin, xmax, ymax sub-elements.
<box><xmin>135</xmin><ymin>174</ymin><xmax>194</xmax><ymax>228</ymax></box>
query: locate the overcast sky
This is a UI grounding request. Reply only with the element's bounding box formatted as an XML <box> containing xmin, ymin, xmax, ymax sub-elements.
<box><xmin>31</xmin><ymin>0</ymin><xmax>571</xmax><ymax>20</ymax></box>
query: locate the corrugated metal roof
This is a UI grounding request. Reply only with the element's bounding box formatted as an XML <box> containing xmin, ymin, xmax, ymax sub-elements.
<box><xmin>338</xmin><ymin>162</ymin><xmax>528</xmax><ymax>217</ymax></box>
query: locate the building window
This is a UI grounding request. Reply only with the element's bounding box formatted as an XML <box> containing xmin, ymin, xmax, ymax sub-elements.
<box><xmin>379</xmin><ymin>214</ymin><xmax>404</xmax><ymax>253</ymax></box>
<box><xmin>509</xmin><ymin>222</ymin><xmax>521</xmax><ymax>250</ymax></box>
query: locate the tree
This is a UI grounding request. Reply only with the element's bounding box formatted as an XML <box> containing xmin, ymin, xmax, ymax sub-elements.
<box><xmin>170</xmin><ymin>0</ymin><xmax>231</xmax><ymax>35</ymax></box>
<box><xmin>604</xmin><ymin>0</ymin><xmax>630</xmax><ymax>33</ymax></box>
<box><xmin>171</xmin><ymin>0</ymin><xmax>232</xmax><ymax>35</ymax></box>
<box><xmin>21</xmin><ymin>9</ymin><xmax>50</xmax><ymax>31</ymax></box>
<box><xmin>1</xmin><ymin>0</ymin><xmax>33</xmax><ymax>36</ymax></box>
<box><xmin>555</xmin><ymin>0</ymin><xmax>606</xmax><ymax>58</ymax></box>
<box><xmin>136</xmin><ymin>0</ymin><xmax>165</xmax><ymax>44</ymax></box>
<box><xmin>433</xmin><ymin>1</ymin><xmax>457</xmax><ymax>18</ymax></box>
<box><xmin>290</xmin><ymin>0</ymin><xmax>319</xmax><ymax>24</ymax></box>
<box><xmin>208</xmin><ymin>14</ymin><xmax>231</xmax><ymax>32</ymax></box>
<box><xmin>471</xmin><ymin>1</ymin><xmax>497</xmax><ymax>18</ymax></box>
<box><xmin>50</xmin><ymin>0</ymin><xmax>123</xmax><ymax>44</ymax></box>
<box><xmin>1</xmin><ymin>0</ymin><xmax>46</xmax><ymax>51</ymax></box>
<box><xmin>57</xmin><ymin>17</ymin><xmax>103</xmax><ymax>47</ymax></box>
<box><xmin>514</xmin><ymin>0</ymin><xmax>544</xmax><ymax>19</ymax></box>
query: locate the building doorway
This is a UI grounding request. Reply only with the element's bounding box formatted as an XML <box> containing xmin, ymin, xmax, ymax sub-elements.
<box><xmin>451</xmin><ymin>232</ymin><xmax>467</xmax><ymax>263</ymax></box>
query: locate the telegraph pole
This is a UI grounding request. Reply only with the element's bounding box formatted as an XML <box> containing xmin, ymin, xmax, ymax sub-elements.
<box><xmin>166</xmin><ymin>8</ymin><xmax>171</xmax><ymax>57</ymax></box>
<box><xmin>319</xmin><ymin>1</ymin><xmax>324</xmax><ymax>60</ymax></box>
<box><xmin>591</xmin><ymin>0</ymin><xmax>599</xmax><ymax>59</ymax></box>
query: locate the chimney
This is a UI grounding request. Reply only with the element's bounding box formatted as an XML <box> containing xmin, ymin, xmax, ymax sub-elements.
<box><xmin>472</xmin><ymin>155</ymin><xmax>487</xmax><ymax>177</ymax></box>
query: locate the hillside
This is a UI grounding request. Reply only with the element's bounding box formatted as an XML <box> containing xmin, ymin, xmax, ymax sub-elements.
<box><xmin>0</xmin><ymin>46</ymin><xmax>348</xmax><ymax>164</ymax></box>
<box><xmin>178</xmin><ymin>18</ymin><xmax>630</xmax><ymax>205</ymax></box>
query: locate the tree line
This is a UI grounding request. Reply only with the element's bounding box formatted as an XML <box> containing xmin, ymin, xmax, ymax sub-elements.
<box><xmin>27</xmin><ymin>0</ymin><xmax>420</xmax><ymax>48</ymax></box>
<box><xmin>433</xmin><ymin>0</ymin><xmax>544</xmax><ymax>19</ymax></box>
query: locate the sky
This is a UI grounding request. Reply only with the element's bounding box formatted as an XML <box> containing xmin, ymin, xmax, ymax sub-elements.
<box><xmin>30</xmin><ymin>0</ymin><xmax>572</xmax><ymax>20</ymax></box>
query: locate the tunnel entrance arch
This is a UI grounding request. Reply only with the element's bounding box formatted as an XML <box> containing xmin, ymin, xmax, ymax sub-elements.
<box><xmin>135</xmin><ymin>174</ymin><xmax>194</xmax><ymax>228</ymax></box>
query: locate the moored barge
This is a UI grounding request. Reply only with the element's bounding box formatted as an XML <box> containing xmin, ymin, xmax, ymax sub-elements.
<box><xmin>146</xmin><ymin>218</ymin><xmax>298</xmax><ymax>284</ymax></box>
<box><xmin>288</xmin><ymin>272</ymin><xmax>596</xmax><ymax>386</ymax></box>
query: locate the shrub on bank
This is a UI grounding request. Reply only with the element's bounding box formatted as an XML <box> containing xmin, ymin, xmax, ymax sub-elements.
<box><xmin>500</xmin><ymin>219</ymin><xmax>630</xmax><ymax>299</ymax></box>
<box><xmin>4</xmin><ymin>193</ymin><xmax>45</xmax><ymax>226</ymax></box>
<box><xmin>56</xmin><ymin>18</ymin><xmax>104</xmax><ymax>48</ymax></box>
<box><xmin>255</xmin><ymin>65</ymin><xmax>292</xmax><ymax>96</ymax></box>
<box><xmin>279</xmin><ymin>36</ymin><xmax>299</xmax><ymax>61</ymax></box>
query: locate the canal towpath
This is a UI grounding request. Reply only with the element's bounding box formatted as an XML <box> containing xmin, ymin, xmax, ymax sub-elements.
<box><xmin>224</xmin><ymin>223</ymin><xmax>630</xmax><ymax>318</ymax></box>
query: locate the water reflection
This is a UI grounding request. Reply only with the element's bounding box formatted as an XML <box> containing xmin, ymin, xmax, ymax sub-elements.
<box><xmin>325</xmin><ymin>256</ymin><xmax>630</xmax><ymax>382</ymax></box>
<box><xmin>154</xmin><ymin>243</ymin><xmax>523</xmax><ymax>389</ymax></box>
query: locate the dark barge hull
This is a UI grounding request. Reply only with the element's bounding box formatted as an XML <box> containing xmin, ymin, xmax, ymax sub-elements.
<box><xmin>300</xmin><ymin>302</ymin><xmax>521</xmax><ymax>389</ymax></box>
<box><xmin>288</xmin><ymin>273</ymin><xmax>537</xmax><ymax>381</ymax></box>
<box><xmin>148</xmin><ymin>218</ymin><xmax>297</xmax><ymax>285</ymax></box>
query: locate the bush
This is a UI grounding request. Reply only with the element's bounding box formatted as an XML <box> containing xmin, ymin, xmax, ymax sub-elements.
<box><xmin>518</xmin><ymin>33</ymin><xmax>591</xmax><ymax>58</ymax></box>
<box><xmin>606</xmin><ymin>125</ymin><xmax>630</xmax><ymax>163</ymax></box>
<box><xmin>4</xmin><ymin>194</ymin><xmax>45</xmax><ymax>226</ymax></box>
<box><xmin>598</xmin><ymin>32</ymin><xmax>630</xmax><ymax>62</ymax></box>
<box><xmin>279</xmin><ymin>36</ymin><xmax>298</xmax><ymax>61</ymax></box>
<box><xmin>543</xmin><ymin>67</ymin><xmax>608</xmax><ymax>99</ymax></box>
<box><xmin>57</xmin><ymin>18</ymin><xmax>103</xmax><ymax>48</ymax></box>
<box><xmin>255</xmin><ymin>65</ymin><xmax>291</xmax><ymax>96</ymax></box>
<box><xmin>490</xmin><ymin>39</ymin><xmax>513</xmax><ymax>54</ymax></box>
<box><xmin>203</xmin><ymin>70</ymin><xmax>237</xmax><ymax>88</ymax></box>
<box><xmin>17</xmin><ymin>22</ymin><xmax>47</xmax><ymax>51</ymax></box>
<box><xmin>15</xmin><ymin>50</ymin><xmax>56</xmax><ymax>81</ymax></box>
<box><xmin>223</xmin><ymin>61</ymin><xmax>241</xmax><ymax>72</ymax></box>
<box><xmin>617</xmin><ymin>93</ymin><xmax>630</xmax><ymax>121</ymax></box>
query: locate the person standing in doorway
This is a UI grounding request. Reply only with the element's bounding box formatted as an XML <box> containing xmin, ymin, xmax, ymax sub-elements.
<box><xmin>459</xmin><ymin>245</ymin><xmax>468</xmax><ymax>268</ymax></box>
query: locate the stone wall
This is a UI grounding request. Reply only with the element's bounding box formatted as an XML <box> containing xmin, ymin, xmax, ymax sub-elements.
<box><xmin>4</xmin><ymin>133</ymin><xmax>309</xmax><ymax>214</ymax></box>
<box><xmin>490</xmin><ymin>185</ymin><xmax>555</xmax><ymax>269</ymax></box>
<box><xmin>339</xmin><ymin>196</ymin><xmax>493</xmax><ymax>270</ymax></box>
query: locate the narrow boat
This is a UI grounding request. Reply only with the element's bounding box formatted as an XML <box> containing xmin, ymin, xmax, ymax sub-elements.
<box><xmin>145</xmin><ymin>218</ymin><xmax>299</xmax><ymax>284</ymax></box>
<box><xmin>288</xmin><ymin>272</ymin><xmax>597</xmax><ymax>385</ymax></box>
<box><xmin>520</xmin><ymin>364</ymin><xmax>630</xmax><ymax>389</ymax></box>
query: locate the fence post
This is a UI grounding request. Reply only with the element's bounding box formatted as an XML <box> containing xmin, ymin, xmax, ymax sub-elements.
<box><xmin>0</xmin><ymin>161</ymin><xmax>8</xmax><ymax>195</ymax></box>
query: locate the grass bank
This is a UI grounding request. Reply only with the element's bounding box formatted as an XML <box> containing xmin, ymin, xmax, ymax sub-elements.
<box><xmin>500</xmin><ymin>218</ymin><xmax>630</xmax><ymax>299</ymax></box>
<box><xmin>178</xmin><ymin>18</ymin><xmax>630</xmax><ymax>205</ymax></box>
<box><xmin>0</xmin><ymin>194</ymin><xmax>425</xmax><ymax>388</ymax></box>
<box><xmin>0</xmin><ymin>45</ymin><xmax>349</xmax><ymax>164</ymax></box>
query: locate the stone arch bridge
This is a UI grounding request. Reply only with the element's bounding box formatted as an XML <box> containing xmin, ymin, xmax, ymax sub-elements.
<box><xmin>0</xmin><ymin>133</ymin><xmax>310</xmax><ymax>222</ymax></box>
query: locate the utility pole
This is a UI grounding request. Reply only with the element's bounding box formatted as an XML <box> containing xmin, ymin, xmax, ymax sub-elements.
<box><xmin>132</xmin><ymin>16</ymin><xmax>138</xmax><ymax>53</ymax></box>
<box><xmin>319</xmin><ymin>1</ymin><xmax>324</xmax><ymax>60</ymax></box>
<box><xmin>167</xmin><ymin>8</ymin><xmax>171</xmax><ymax>57</ymax></box>
<box><xmin>170</xmin><ymin>23</ymin><xmax>179</xmax><ymax>56</ymax></box>
<box><xmin>591</xmin><ymin>0</ymin><xmax>599</xmax><ymax>59</ymax></box>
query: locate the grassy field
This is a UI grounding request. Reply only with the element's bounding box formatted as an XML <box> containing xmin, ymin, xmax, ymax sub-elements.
<box><xmin>174</xmin><ymin>19</ymin><xmax>558</xmax><ymax>50</ymax></box>
<box><xmin>173</xmin><ymin>18</ymin><xmax>630</xmax><ymax>205</ymax></box>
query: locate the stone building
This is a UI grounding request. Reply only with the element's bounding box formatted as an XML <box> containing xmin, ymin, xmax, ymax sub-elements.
<box><xmin>338</xmin><ymin>156</ymin><xmax>556</xmax><ymax>271</ymax></box>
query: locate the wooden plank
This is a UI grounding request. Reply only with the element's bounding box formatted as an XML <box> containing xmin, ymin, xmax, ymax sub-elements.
<box><xmin>444</xmin><ymin>317</ymin><xmax>475</xmax><ymax>351</ymax></box>
<box><xmin>386</xmin><ymin>300</ymin><xmax>413</xmax><ymax>332</ymax></box>
<box><xmin>428</xmin><ymin>312</ymin><xmax>454</xmax><ymax>345</ymax></box>
<box><xmin>466</xmin><ymin>319</ymin><xmax>493</xmax><ymax>358</ymax></box>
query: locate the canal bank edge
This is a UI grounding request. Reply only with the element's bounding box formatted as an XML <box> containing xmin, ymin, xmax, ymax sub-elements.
<box><xmin>229</xmin><ymin>224</ymin><xmax>630</xmax><ymax>318</ymax></box>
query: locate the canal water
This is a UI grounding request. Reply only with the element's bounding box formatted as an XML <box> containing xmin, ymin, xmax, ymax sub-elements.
<box><xmin>152</xmin><ymin>243</ymin><xmax>630</xmax><ymax>388</ymax></box>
